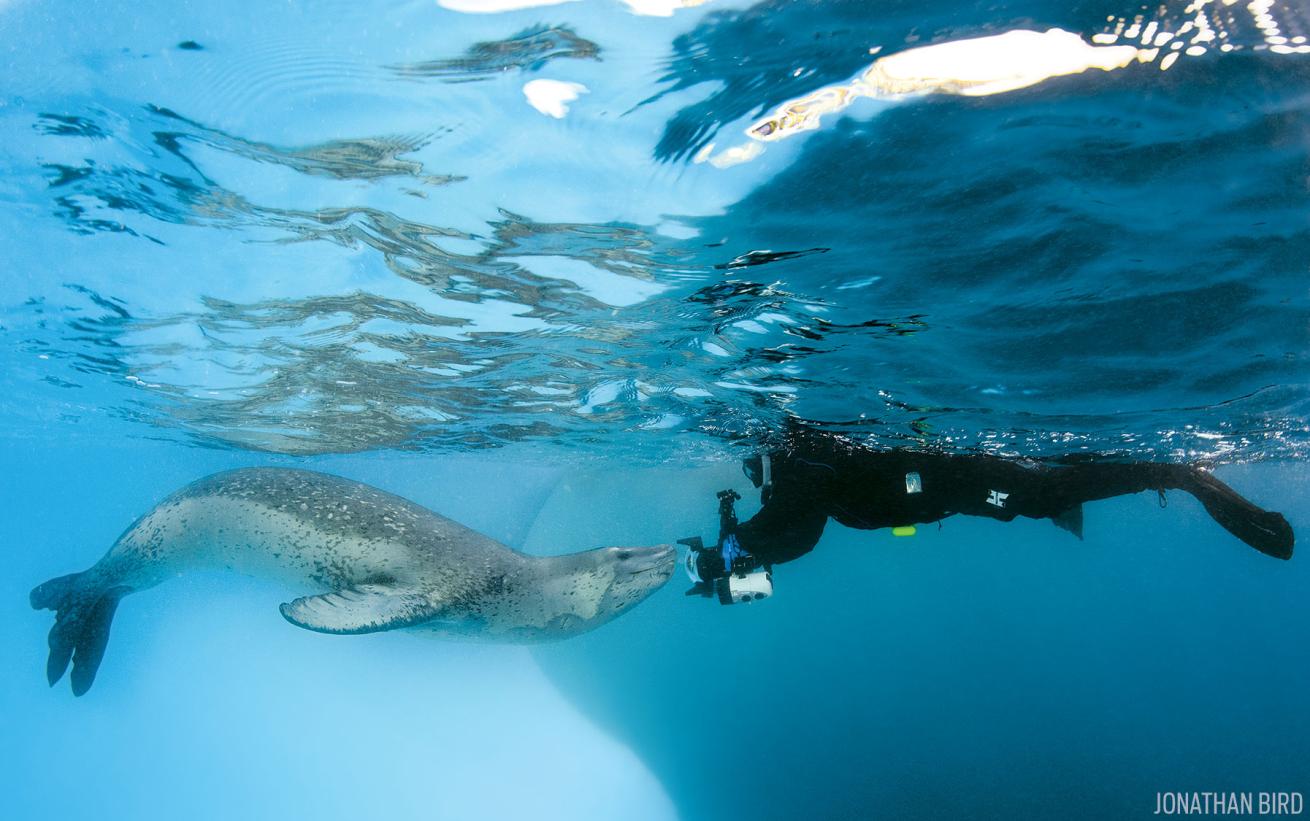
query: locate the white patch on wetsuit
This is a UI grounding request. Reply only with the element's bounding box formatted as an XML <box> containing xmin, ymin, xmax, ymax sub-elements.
<box><xmin>987</xmin><ymin>490</ymin><xmax>1009</xmax><ymax>508</ymax></box>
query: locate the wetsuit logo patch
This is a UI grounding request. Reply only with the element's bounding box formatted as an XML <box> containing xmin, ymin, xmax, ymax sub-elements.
<box><xmin>987</xmin><ymin>490</ymin><xmax>1009</xmax><ymax>508</ymax></box>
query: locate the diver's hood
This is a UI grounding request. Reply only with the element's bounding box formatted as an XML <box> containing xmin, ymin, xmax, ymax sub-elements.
<box><xmin>743</xmin><ymin>455</ymin><xmax>764</xmax><ymax>488</ymax></box>
<box><xmin>742</xmin><ymin>453</ymin><xmax>772</xmax><ymax>490</ymax></box>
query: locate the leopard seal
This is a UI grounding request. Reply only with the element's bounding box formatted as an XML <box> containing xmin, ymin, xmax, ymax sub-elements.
<box><xmin>31</xmin><ymin>467</ymin><xmax>676</xmax><ymax>695</ymax></box>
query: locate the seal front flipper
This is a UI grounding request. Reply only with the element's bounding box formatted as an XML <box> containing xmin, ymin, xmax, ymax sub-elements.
<box><xmin>279</xmin><ymin>584</ymin><xmax>444</xmax><ymax>635</ymax></box>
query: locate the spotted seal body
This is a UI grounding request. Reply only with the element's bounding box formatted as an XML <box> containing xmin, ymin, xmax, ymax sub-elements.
<box><xmin>31</xmin><ymin>468</ymin><xmax>675</xmax><ymax>695</ymax></box>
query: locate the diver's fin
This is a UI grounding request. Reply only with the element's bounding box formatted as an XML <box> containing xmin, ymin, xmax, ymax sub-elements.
<box><xmin>1183</xmin><ymin>470</ymin><xmax>1294</xmax><ymax>560</ymax></box>
<box><xmin>1052</xmin><ymin>504</ymin><xmax>1084</xmax><ymax>540</ymax></box>
<box><xmin>279</xmin><ymin>584</ymin><xmax>443</xmax><ymax>635</ymax></box>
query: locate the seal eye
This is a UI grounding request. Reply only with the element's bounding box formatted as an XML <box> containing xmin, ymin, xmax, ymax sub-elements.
<box><xmin>615</xmin><ymin>549</ymin><xmax>633</xmax><ymax>561</ymax></box>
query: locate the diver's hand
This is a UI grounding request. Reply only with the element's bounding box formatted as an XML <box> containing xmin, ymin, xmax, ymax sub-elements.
<box><xmin>720</xmin><ymin>533</ymin><xmax>748</xmax><ymax>570</ymax></box>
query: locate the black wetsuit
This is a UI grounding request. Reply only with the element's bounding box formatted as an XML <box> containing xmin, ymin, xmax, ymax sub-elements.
<box><xmin>733</xmin><ymin>433</ymin><xmax>1294</xmax><ymax>565</ymax></box>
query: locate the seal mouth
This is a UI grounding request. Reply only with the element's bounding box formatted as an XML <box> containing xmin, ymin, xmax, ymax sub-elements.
<box><xmin>626</xmin><ymin>545</ymin><xmax>676</xmax><ymax>576</ymax></box>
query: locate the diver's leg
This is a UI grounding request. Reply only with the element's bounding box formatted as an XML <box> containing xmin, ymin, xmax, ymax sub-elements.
<box><xmin>1008</xmin><ymin>462</ymin><xmax>1175</xmax><ymax>513</ymax></box>
<box><xmin>1012</xmin><ymin>463</ymin><xmax>1293</xmax><ymax>559</ymax></box>
<box><xmin>912</xmin><ymin>454</ymin><xmax>1057</xmax><ymax>522</ymax></box>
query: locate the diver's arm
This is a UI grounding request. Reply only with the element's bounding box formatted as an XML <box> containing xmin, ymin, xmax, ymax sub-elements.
<box><xmin>733</xmin><ymin>493</ymin><xmax>829</xmax><ymax>565</ymax></box>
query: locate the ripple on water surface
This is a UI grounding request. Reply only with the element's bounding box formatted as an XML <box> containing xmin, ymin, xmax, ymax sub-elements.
<box><xmin>1</xmin><ymin>0</ymin><xmax>1308</xmax><ymax>465</ymax></box>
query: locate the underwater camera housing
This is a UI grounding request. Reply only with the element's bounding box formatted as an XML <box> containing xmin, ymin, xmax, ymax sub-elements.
<box><xmin>680</xmin><ymin>535</ymin><xmax>774</xmax><ymax>605</ymax></box>
<box><xmin>678</xmin><ymin>489</ymin><xmax>773</xmax><ymax>605</ymax></box>
<box><xmin>722</xmin><ymin>566</ymin><xmax>773</xmax><ymax>605</ymax></box>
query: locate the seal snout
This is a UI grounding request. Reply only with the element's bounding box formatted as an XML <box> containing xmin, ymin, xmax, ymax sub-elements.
<box><xmin>621</xmin><ymin>544</ymin><xmax>676</xmax><ymax>576</ymax></box>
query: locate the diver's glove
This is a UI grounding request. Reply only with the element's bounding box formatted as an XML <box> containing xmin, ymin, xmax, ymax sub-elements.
<box><xmin>720</xmin><ymin>533</ymin><xmax>748</xmax><ymax>572</ymax></box>
<box><xmin>682</xmin><ymin>532</ymin><xmax>758</xmax><ymax>582</ymax></box>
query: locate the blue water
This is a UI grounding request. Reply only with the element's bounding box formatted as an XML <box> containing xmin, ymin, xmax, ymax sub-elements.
<box><xmin>2</xmin><ymin>0</ymin><xmax>1308</xmax><ymax>818</ymax></box>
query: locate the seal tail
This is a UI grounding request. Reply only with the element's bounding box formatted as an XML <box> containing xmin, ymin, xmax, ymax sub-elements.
<box><xmin>30</xmin><ymin>572</ymin><xmax>128</xmax><ymax>696</ymax></box>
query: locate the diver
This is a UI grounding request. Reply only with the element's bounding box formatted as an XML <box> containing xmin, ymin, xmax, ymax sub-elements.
<box><xmin>683</xmin><ymin>427</ymin><xmax>1294</xmax><ymax>603</ymax></box>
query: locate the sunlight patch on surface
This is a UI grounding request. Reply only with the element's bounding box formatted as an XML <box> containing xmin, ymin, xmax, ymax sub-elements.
<box><xmin>1095</xmin><ymin>0</ymin><xmax>1310</xmax><ymax>57</ymax></box>
<box><xmin>438</xmin><ymin>0</ymin><xmax>579</xmax><ymax>13</ymax></box>
<box><xmin>524</xmin><ymin>79</ymin><xmax>590</xmax><ymax>118</ymax></box>
<box><xmin>713</xmin><ymin>29</ymin><xmax>1139</xmax><ymax>164</ymax></box>
<box><xmin>703</xmin><ymin>9</ymin><xmax>1309</xmax><ymax>166</ymax></box>
<box><xmin>622</xmin><ymin>0</ymin><xmax>711</xmax><ymax>16</ymax></box>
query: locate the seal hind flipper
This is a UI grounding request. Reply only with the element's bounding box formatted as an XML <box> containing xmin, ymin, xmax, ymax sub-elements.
<box><xmin>31</xmin><ymin>572</ymin><xmax>129</xmax><ymax>696</ymax></box>
<box><xmin>279</xmin><ymin>584</ymin><xmax>443</xmax><ymax>635</ymax></box>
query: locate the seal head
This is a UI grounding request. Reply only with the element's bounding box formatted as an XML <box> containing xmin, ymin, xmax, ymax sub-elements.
<box><xmin>578</xmin><ymin>544</ymin><xmax>678</xmax><ymax>625</ymax></box>
<box><xmin>492</xmin><ymin>544</ymin><xmax>677</xmax><ymax>641</ymax></box>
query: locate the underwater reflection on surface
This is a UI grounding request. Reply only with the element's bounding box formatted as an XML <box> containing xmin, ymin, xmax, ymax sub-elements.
<box><xmin>5</xmin><ymin>0</ymin><xmax>1309</xmax><ymax>463</ymax></box>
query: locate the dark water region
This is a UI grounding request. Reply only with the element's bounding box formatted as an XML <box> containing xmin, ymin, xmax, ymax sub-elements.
<box><xmin>693</xmin><ymin>56</ymin><xmax>1310</xmax><ymax>453</ymax></box>
<box><xmin>529</xmin><ymin>460</ymin><xmax>1310</xmax><ymax>821</ymax></box>
<box><xmin>1</xmin><ymin>0</ymin><xmax>1308</xmax><ymax>819</ymax></box>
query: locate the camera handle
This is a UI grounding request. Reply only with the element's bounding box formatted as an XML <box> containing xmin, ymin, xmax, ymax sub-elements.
<box><xmin>715</xmin><ymin>489</ymin><xmax>741</xmax><ymax>545</ymax></box>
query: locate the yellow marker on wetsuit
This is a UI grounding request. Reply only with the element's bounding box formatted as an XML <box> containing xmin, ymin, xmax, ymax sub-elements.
<box><xmin>892</xmin><ymin>525</ymin><xmax>917</xmax><ymax>537</ymax></box>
